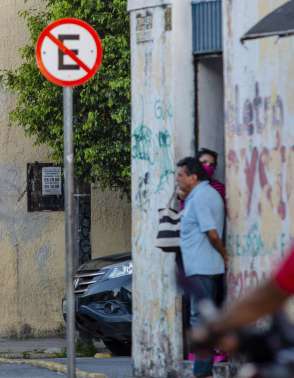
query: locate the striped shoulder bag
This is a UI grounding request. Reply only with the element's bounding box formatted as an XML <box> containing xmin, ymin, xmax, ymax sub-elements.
<box><xmin>155</xmin><ymin>191</ymin><xmax>182</xmax><ymax>253</ymax></box>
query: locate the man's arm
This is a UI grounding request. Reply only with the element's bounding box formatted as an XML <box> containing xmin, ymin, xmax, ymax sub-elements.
<box><xmin>210</xmin><ymin>279</ymin><xmax>289</xmax><ymax>335</ymax></box>
<box><xmin>191</xmin><ymin>247</ymin><xmax>294</xmax><ymax>352</ymax></box>
<box><xmin>207</xmin><ymin>229</ymin><xmax>228</xmax><ymax>267</ymax></box>
<box><xmin>191</xmin><ymin>279</ymin><xmax>290</xmax><ymax>353</ymax></box>
<box><xmin>211</xmin><ymin>248</ymin><xmax>294</xmax><ymax>332</ymax></box>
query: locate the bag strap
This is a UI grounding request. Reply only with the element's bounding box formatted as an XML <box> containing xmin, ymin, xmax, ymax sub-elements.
<box><xmin>167</xmin><ymin>189</ymin><xmax>177</xmax><ymax>208</ymax></box>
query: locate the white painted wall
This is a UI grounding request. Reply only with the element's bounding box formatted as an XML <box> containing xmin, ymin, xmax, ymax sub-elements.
<box><xmin>197</xmin><ymin>58</ymin><xmax>225</xmax><ymax>181</ymax></box>
<box><xmin>128</xmin><ymin>0</ymin><xmax>194</xmax><ymax>376</ymax></box>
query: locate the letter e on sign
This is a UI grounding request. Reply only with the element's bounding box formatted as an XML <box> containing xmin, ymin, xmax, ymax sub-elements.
<box><xmin>36</xmin><ymin>18</ymin><xmax>103</xmax><ymax>87</ymax></box>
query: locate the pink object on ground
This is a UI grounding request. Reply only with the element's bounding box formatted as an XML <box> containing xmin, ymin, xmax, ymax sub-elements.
<box><xmin>188</xmin><ymin>352</ymin><xmax>196</xmax><ymax>361</ymax></box>
<box><xmin>213</xmin><ymin>353</ymin><xmax>228</xmax><ymax>363</ymax></box>
<box><xmin>188</xmin><ymin>352</ymin><xmax>227</xmax><ymax>363</ymax></box>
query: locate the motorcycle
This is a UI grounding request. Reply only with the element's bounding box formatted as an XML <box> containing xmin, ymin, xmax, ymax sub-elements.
<box><xmin>190</xmin><ymin>301</ymin><xmax>294</xmax><ymax>378</ymax></box>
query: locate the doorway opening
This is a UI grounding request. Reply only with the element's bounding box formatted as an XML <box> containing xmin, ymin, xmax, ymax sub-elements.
<box><xmin>195</xmin><ymin>56</ymin><xmax>225</xmax><ymax>182</ymax></box>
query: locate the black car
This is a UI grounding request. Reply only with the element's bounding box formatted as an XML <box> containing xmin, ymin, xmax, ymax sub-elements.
<box><xmin>63</xmin><ymin>252</ymin><xmax>132</xmax><ymax>356</ymax></box>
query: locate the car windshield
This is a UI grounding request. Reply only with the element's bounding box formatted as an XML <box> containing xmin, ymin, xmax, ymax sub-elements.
<box><xmin>79</xmin><ymin>252</ymin><xmax>131</xmax><ymax>271</ymax></box>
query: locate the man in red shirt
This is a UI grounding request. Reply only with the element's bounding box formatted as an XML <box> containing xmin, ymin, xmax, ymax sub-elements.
<box><xmin>191</xmin><ymin>246</ymin><xmax>294</xmax><ymax>347</ymax></box>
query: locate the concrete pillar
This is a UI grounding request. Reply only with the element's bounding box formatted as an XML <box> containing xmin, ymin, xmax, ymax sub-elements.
<box><xmin>128</xmin><ymin>0</ymin><xmax>195</xmax><ymax>376</ymax></box>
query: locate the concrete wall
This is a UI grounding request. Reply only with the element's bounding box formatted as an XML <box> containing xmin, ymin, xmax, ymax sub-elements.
<box><xmin>223</xmin><ymin>0</ymin><xmax>294</xmax><ymax>299</ymax></box>
<box><xmin>0</xmin><ymin>0</ymin><xmax>65</xmax><ymax>337</ymax></box>
<box><xmin>0</xmin><ymin>0</ymin><xmax>131</xmax><ymax>337</ymax></box>
<box><xmin>128</xmin><ymin>0</ymin><xmax>194</xmax><ymax>375</ymax></box>
<box><xmin>91</xmin><ymin>187</ymin><xmax>131</xmax><ymax>257</ymax></box>
<box><xmin>198</xmin><ymin>57</ymin><xmax>225</xmax><ymax>181</ymax></box>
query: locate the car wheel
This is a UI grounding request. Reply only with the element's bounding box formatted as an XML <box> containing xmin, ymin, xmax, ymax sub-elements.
<box><xmin>103</xmin><ymin>340</ymin><xmax>131</xmax><ymax>356</ymax></box>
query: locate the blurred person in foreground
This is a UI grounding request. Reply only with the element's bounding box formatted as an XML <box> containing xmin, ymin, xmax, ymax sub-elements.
<box><xmin>190</xmin><ymin>246</ymin><xmax>294</xmax><ymax>354</ymax></box>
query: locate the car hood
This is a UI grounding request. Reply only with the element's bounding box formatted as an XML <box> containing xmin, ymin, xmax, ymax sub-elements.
<box><xmin>78</xmin><ymin>252</ymin><xmax>131</xmax><ymax>272</ymax></box>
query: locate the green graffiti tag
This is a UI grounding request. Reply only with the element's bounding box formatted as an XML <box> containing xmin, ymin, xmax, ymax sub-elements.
<box><xmin>132</xmin><ymin>124</ymin><xmax>153</xmax><ymax>163</ymax></box>
<box><xmin>156</xmin><ymin>129</ymin><xmax>174</xmax><ymax>192</ymax></box>
<box><xmin>154</xmin><ymin>99</ymin><xmax>173</xmax><ymax>121</ymax></box>
<box><xmin>227</xmin><ymin>223</ymin><xmax>266</xmax><ymax>257</ymax></box>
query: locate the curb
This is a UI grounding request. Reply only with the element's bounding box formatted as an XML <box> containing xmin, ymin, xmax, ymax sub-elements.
<box><xmin>94</xmin><ymin>353</ymin><xmax>112</xmax><ymax>359</ymax></box>
<box><xmin>0</xmin><ymin>353</ymin><xmax>64</xmax><ymax>359</ymax></box>
<box><xmin>0</xmin><ymin>357</ymin><xmax>107</xmax><ymax>378</ymax></box>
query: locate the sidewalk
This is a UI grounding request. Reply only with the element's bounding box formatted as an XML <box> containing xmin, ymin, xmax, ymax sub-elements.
<box><xmin>0</xmin><ymin>338</ymin><xmax>133</xmax><ymax>377</ymax></box>
<box><xmin>0</xmin><ymin>338</ymin><xmax>66</xmax><ymax>358</ymax></box>
<box><xmin>0</xmin><ymin>337</ymin><xmax>106</xmax><ymax>358</ymax></box>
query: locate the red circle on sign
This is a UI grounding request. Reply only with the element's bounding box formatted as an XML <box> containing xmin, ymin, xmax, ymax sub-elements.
<box><xmin>36</xmin><ymin>18</ymin><xmax>103</xmax><ymax>87</ymax></box>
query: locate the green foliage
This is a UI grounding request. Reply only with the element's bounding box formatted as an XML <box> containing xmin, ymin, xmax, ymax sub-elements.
<box><xmin>75</xmin><ymin>337</ymin><xmax>96</xmax><ymax>357</ymax></box>
<box><xmin>1</xmin><ymin>0</ymin><xmax>131</xmax><ymax>195</ymax></box>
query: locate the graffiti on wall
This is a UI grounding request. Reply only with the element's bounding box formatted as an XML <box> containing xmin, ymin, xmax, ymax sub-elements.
<box><xmin>227</xmin><ymin>268</ymin><xmax>267</xmax><ymax>299</ymax></box>
<box><xmin>227</xmin><ymin>132</ymin><xmax>289</xmax><ymax>218</ymax></box>
<box><xmin>154</xmin><ymin>99</ymin><xmax>173</xmax><ymax>121</ymax></box>
<box><xmin>156</xmin><ymin>130</ymin><xmax>174</xmax><ymax>192</ymax></box>
<box><xmin>135</xmin><ymin>172</ymin><xmax>151</xmax><ymax>213</ymax></box>
<box><xmin>227</xmin><ymin>225</ymin><xmax>287</xmax><ymax>257</ymax></box>
<box><xmin>225</xmin><ymin>81</ymin><xmax>294</xmax><ymax>284</ymax></box>
<box><xmin>227</xmin><ymin>223</ymin><xmax>265</xmax><ymax>257</ymax></box>
<box><xmin>225</xmin><ymin>83</ymin><xmax>290</xmax><ymax>227</ymax></box>
<box><xmin>227</xmin><ymin>82</ymin><xmax>284</xmax><ymax>136</ymax></box>
<box><xmin>132</xmin><ymin>124</ymin><xmax>154</xmax><ymax>163</ymax></box>
<box><xmin>224</xmin><ymin>76</ymin><xmax>294</xmax><ymax>301</ymax></box>
<box><xmin>133</xmin><ymin>97</ymin><xmax>174</xmax><ymax>211</ymax></box>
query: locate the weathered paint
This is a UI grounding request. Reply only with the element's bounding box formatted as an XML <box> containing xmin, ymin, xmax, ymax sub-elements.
<box><xmin>128</xmin><ymin>0</ymin><xmax>194</xmax><ymax>376</ymax></box>
<box><xmin>0</xmin><ymin>0</ymin><xmax>65</xmax><ymax>337</ymax></box>
<box><xmin>91</xmin><ymin>187</ymin><xmax>131</xmax><ymax>257</ymax></box>
<box><xmin>223</xmin><ymin>0</ymin><xmax>294</xmax><ymax>299</ymax></box>
<box><xmin>0</xmin><ymin>0</ymin><xmax>131</xmax><ymax>337</ymax></box>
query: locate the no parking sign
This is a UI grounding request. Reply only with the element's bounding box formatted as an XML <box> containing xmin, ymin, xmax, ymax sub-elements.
<box><xmin>36</xmin><ymin>18</ymin><xmax>103</xmax><ymax>86</ymax></box>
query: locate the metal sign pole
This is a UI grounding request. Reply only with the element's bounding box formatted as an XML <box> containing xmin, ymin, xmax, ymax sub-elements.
<box><xmin>63</xmin><ymin>86</ymin><xmax>76</xmax><ymax>378</ymax></box>
<box><xmin>36</xmin><ymin>19</ymin><xmax>102</xmax><ymax>377</ymax></box>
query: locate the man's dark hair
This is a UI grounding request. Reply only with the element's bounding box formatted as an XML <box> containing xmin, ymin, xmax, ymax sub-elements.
<box><xmin>197</xmin><ymin>148</ymin><xmax>218</xmax><ymax>166</ymax></box>
<box><xmin>177</xmin><ymin>157</ymin><xmax>208</xmax><ymax>181</ymax></box>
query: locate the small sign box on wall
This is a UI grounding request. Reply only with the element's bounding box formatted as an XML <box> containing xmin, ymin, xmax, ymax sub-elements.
<box><xmin>136</xmin><ymin>11</ymin><xmax>153</xmax><ymax>43</ymax></box>
<box><xmin>27</xmin><ymin>162</ymin><xmax>64</xmax><ymax>212</ymax></box>
<box><xmin>42</xmin><ymin>166</ymin><xmax>62</xmax><ymax>196</ymax></box>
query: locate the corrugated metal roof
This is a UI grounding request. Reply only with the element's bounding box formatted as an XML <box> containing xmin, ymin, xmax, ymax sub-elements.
<box><xmin>192</xmin><ymin>0</ymin><xmax>222</xmax><ymax>55</ymax></box>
